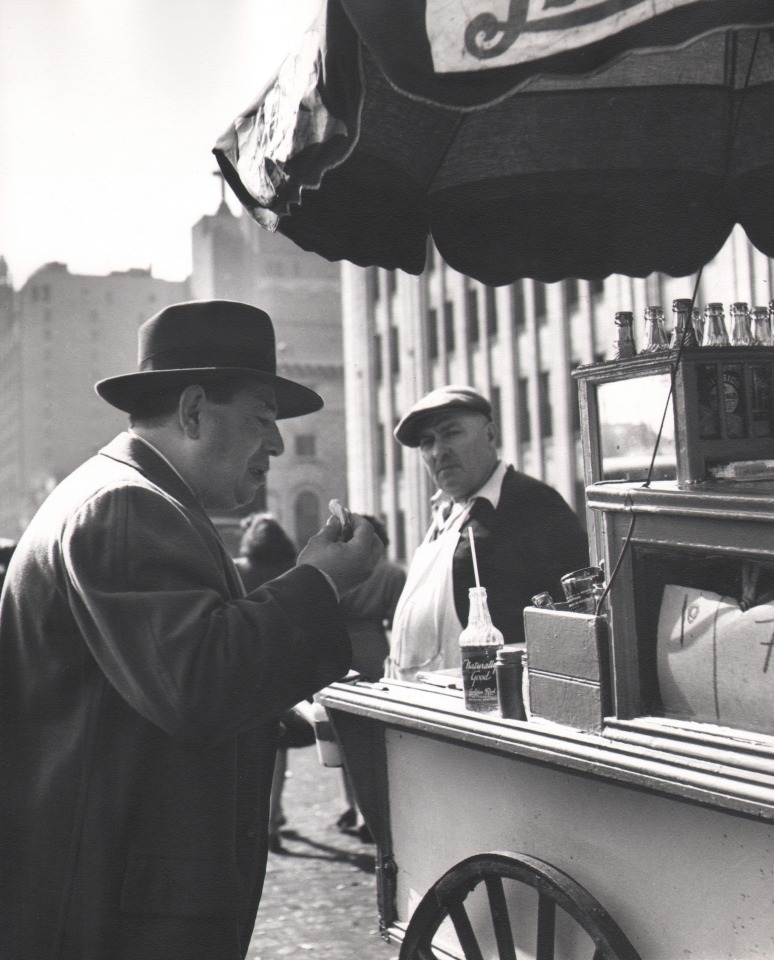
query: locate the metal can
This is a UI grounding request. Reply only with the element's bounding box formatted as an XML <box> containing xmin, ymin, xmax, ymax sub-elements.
<box><xmin>496</xmin><ymin>645</ymin><xmax>526</xmax><ymax>720</ymax></box>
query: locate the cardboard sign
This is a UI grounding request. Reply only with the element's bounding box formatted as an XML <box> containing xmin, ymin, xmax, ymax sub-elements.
<box><xmin>657</xmin><ymin>585</ymin><xmax>774</xmax><ymax>735</ymax></box>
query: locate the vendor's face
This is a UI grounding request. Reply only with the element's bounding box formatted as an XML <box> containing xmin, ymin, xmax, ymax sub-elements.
<box><xmin>418</xmin><ymin>411</ymin><xmax>498</xmax><ymax>501</ymax></box>
<box><xmin>192</xmin><ymin>382</ymin><xmax>284</xmax><ymax>511</ymax></box>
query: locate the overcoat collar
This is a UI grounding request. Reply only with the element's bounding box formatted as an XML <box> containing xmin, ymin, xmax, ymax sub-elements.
<box><xmin>99</xmin><ymin>432</ymin><xmax>246</xmax><ymax>597</ymax></box>
<box><xmin>99</xmin><ymin>432</ymin><xmax>204</xmax><ymax>514</ymax></box>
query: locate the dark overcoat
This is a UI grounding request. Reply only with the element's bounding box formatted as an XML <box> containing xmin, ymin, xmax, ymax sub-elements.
<box><xmin>0</xmin><ymin>434</ymin><xmax>350</xmax><ymax>960</ymax></box>
<box><xmin>452</xmin><ymin>466</ymin><xmax>590</xmax><ymax>643</ymax></box>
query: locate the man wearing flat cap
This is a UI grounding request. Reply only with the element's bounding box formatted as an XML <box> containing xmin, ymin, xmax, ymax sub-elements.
<box><xmin>387</xmin><ymin>385</ymin><xmax>588</xmax><ymax>681</ymax></box>
<box><xmin>0</xmin><ymin>300</ymin><xmax>382</xmax><ymax>960</ymax></box>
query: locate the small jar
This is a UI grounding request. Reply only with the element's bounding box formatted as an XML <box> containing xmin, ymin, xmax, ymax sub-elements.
<box><xmin>496</xmin><ymin>645</ymin><xmax>526</xmax><ymax>720</ymax></box>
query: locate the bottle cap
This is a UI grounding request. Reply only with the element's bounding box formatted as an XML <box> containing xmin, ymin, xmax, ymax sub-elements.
<box><xmin>672</xmin><ymin>299</ymin><xmax>692</xmax><ymax>311</ymax></box>
<box><xmin>730</xmin><ymin>302</ymin><xmax>749</xmax><ymax>313</ymax></box>
<box><xmin>496</xmin><ymin>644</ymin><xmax>525</xmax><ymax>663</ymax></box>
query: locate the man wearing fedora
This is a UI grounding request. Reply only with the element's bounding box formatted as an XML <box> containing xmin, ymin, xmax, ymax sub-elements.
<box><xmin>0</xmin><ymin>300</ymin><xmax>382</xmax><ymax>960</ymax></box>
<box><xmin>387</xmin><ymin>385</ymin><xmax>588</xmax><ymax>681</ymax></box>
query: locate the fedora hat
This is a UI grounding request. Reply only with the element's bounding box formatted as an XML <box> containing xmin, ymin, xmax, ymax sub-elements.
<box><xmin>95</xmin><ymin>300</ymin><xmax>323</xmax><ymax>418</ymax></box>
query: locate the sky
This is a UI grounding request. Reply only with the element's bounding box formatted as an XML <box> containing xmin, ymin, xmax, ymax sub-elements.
<box><xmin>0</xmin><ymin>0</ymin><xmax>322</xmax><ymax>288</ymax></box>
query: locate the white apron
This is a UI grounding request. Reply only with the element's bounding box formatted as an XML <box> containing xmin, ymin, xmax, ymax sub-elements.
<box><xmin>386</xmin><ymin>503</ymin><xmax>473</xmax><ymax>681</ymax></box>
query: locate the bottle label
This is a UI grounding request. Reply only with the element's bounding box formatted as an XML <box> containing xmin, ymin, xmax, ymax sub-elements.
<box><xmin>460</xmin><ymin>645</ymin><xmax>500</xmax><ymax>712</ymax></box>
<box><xmin>750</xmin><ymin>364</ymin><xmax>772</xmax><ymax>437</ymax></box>
<box><xmin>698</xmin><ymin>365</ymin><xmax>744</xmax><ymax>439</ymax></box>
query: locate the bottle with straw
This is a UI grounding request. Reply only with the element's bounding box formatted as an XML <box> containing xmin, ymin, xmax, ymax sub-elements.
<box><xmin>458</xmin><ymin>528</ymin><xmax>504</xmax><ymax>713</ymax></box>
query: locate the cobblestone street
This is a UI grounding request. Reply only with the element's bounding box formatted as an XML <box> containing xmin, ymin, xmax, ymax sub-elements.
<box><xmin>247</xmin><ymin>745</ymin><xmax>398</xmax><ymax>960</ymax></box>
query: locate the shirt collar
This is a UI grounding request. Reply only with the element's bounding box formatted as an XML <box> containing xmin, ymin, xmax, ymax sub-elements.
<box><xmin>431</xmin><ymin>459</ymin><xmax>507</xmax><ymax>514</ymax></box>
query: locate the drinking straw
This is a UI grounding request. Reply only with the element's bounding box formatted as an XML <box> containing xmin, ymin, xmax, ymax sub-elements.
<box><xmin>468</xmin><ymin>527</ymin><xmax>481</xmax><ymax>589</ymax></box>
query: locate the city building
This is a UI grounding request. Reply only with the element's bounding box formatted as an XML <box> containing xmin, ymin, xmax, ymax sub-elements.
<box><xmin>341</xmin><ymin>226</ymin><xmax>774</xmax><ymax>563</ymax></box>
<box><xmin>0</xmin><ymin>262</ymin><xmax>189</xmax><ymax>535</ymax></box>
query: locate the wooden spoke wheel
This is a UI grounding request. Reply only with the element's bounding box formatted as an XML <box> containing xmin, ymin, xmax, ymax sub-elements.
<box><xmin>398</xmin><ymin>852</ymin><xmax>641</xmax><ymax>960</ymax></box>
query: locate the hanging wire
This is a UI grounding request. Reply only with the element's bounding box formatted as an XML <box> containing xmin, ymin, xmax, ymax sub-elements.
<box><xmin>593</xmin><ymin>28</ymin><xmax>765</xmax><ymax>620</ymax></box>
<box><xmin>594</xmin><ymin>269</ymin><xmax>702</xmax><ymax>617</ymax></box>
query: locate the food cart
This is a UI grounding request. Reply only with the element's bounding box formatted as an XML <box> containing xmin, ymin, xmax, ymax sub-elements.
<box><xmin>212</xmin><ymin>3</ymin><xmax>774</xmax><ymax>956</ymax></box>
<box><xmin>319</xmin><ymin>343</ymin><xmax>774</xmax><ymax>960</ymax></box>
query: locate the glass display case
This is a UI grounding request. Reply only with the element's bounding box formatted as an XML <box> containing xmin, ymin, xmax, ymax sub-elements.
<box><xmin>587</xmin><ymin>480</ymin><xmax>774</xmax><ymax>739</ymax></box>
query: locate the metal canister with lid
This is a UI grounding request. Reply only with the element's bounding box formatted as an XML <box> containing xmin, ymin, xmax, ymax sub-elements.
<box><xmin>496</xmin><ymin>645</ymin><xmax>526</xmax><ymax>720</ymax></box>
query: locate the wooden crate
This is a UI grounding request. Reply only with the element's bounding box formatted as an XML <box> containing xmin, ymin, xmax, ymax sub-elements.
<box><xmin>524</xmin><ymin>606</ymin><xmax>610</xmax><ymax>733</ymax></box>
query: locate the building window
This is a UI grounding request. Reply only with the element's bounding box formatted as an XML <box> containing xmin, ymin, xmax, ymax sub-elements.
<box><xmin>393</xmin><ymin>422</ymin><xmax>403</xmax><ymax>472</ymax></box>
<box><xmin>295</xmin><ymin>434</ymin><xmax>316</xmax><ymax>457</ymax></box>
<box><xmin>534</xmin><ymin>282</ymin><xmax>547</xmax><ymax>326</ymax></box>
<box><xmin>518</xmin><ymin>377</ymin><xmax>531</xmax><ymax>442</ymax></box>
<box><xmin>466</xmin><ymin>286</ymin><xmax>480</xmax><ymax>344</ymax></box>
<box><xmin>377</xmin><ymin>424</ymin><xmax>386</xmax><ymax>477</ymax></box>
<box><xmin>485</xmin><ymin>287</ymin><xmax>498</xmax><ymax>336</ymax></box>
<box><xmin>539</xmin><ymin>371</ymin><xmax>553</xmax><ymax>437</ymax></box>
<box><xmin>490</xmin><ymin>385</ymin><xmax>502</xmax><ymax>436</ymax></box>
<box><xmin>569</xmin><ymin>364</ymin><xmax>581</xmax><ymax>432</ymax></box>
<box><xmin>294</xmin><ymin>491</ymin><xmax>321</xmax><ymax>550</ymax></box>
<box><xmin>512</xmin><ymin>283</ymin><xmax>525</xmax><ymax>330</ymax></box>
<box><xmin>427</xmin><ymin>307</ymin><xmax>439</xmax><ymax>360</ymax></box>
<box><xmin>390</xmin><ymin>325</ymin><xmax>400</xmax><ymax>375</ymax></box>
<box><xmin>444</xmin><ymin>300</ymin><xmax>455</xmax><ymax>352</ymax></box>
<box><xmin>566</xmin><ymin>278</ymin><xmax>579</xmax><ymax>310</ymax></box>
<box><xmin>374</xmin><ymin>333</ymin><xmax>383</xmax><ymax>383</ymax></box>
<box><xmin>369</xmin><ymin>267</ymin><xmax>380</xmax><ymax>302</ymax></box>
<box><xmin>396</xmin><ymin>510</ymin><xmax>407</xmax><ymax>562</ymax></box>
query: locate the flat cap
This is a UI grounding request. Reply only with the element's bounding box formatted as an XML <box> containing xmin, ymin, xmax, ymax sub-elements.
<box><xmin>394</xmin><ymin>385</ymin><xmax>492</xmax><ymax>447</ymax></box>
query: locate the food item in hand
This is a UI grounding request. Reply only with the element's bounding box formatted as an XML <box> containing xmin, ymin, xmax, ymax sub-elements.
<box><xmin>328</xmin><ymin>498</ymin><xmax>353</xmax><ymax>541</ymax></box>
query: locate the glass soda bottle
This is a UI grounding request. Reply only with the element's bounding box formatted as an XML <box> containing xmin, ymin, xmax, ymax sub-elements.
<box><xmin>459</xmin><ymin>587</ymin><xmax>504</xmax><ymax>713</ymax></box>
<box><xmin>752</xmin><ymin>306</ymin><xmax>772</xmax><ymax>345</ymax></box>
<box><xmin>692</xmin><ymin>307</ymin><xmax>704</xmax><ymax>345</ymax></box>
<box><xmin>702</xmin><ymin>303</ymin><xmax>729</xmax><ymax>346</ymax></box>
<box><xmin>642</xmin><ymin>305</ymin><xmax>670</xmax><ymax>352</ymax></box>
<box><xmin>613</xmin><ymin>311</ymin><xmax>636</xmax><ymax>359</ymax></box>
<box><xmin>729</xmin><ymin>302</ymin><xmax>755</xmax><ymax>346</ymax></box>
<box><xmin>669</xmin><ymin>298</ymin><xmax>699</xmax><ymax>349</ymax></box>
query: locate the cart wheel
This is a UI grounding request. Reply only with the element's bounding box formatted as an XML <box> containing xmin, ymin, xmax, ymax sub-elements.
<box><xmin>397</xmin><ymin>851</ymin><xmax>641</xmax><ymax>960</ymax></box>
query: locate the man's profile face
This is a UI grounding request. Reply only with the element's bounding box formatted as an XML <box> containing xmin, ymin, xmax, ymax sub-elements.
<box><xmin>417</xmin><ymin>410</ymin><xmax>498</xmax><ymax>501</ymax></box>
<box><xmin>192</xmin><ymin>381</ymin><xmax>284</xmax><ymax>511</ymax></box>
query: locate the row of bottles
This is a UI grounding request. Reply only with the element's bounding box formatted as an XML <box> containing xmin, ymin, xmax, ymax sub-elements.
<box><xmin>613</xmin><ymin>300</ymin><xmax>774</xmax><ymax>360</ymax></box>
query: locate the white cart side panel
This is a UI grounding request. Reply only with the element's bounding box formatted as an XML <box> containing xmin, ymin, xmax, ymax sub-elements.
<box><xmin>386</xmin><ymin>728</ymin><xmax>774</xmax><ymax>960</ymax></box>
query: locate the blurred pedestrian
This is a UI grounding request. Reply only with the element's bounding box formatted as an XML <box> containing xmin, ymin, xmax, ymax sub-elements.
<box><xmin>235</xmin><ymin>511</ymin><xmax>296</xmax><ymax>589</ymax></box>
<box><xmin>337</xmin><ymin>515</ymin><xmax>406</xmax><ymax>837</ymax></box>
<box><xmin>340</xmin><ymin>515</ymin><xmax>405</xmax><ymax>682</ymax></box>
<box><xmin>234</xmin><ymin>512</ymin><xmax>315</xmax><ymax>853</ymax></box>
<box><xmin>0</xmin><ymin>299</ymin><xmax>383</xmax><ymax>960</ymax></box>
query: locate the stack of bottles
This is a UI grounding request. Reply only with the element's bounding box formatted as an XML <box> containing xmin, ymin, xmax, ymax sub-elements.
<box><xmin>613</xmin><ymin>300</ymin><xmax>774</xmax><ymax>360</ymax></box>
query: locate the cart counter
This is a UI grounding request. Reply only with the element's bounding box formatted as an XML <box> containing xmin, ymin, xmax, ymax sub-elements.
<box><xmin>320</xmin><ymin>676</ymin><xmax>774</xmax><ymax>960</ymax></box>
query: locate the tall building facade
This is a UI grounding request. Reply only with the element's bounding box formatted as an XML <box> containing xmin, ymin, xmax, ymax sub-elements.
<box><xmin>190</xmin><ymin>199</ymin><xmax>345</xmax><ymax>554</ymax></box>
<box><xmin>341</xmin><ymin>227</ymin><xmax>774</xmax><ymax>563</ymax></box>
<box><xmin>0</xmin><ymin>263</ymin><xmax>189</xmax><ymax>535</ymax></box>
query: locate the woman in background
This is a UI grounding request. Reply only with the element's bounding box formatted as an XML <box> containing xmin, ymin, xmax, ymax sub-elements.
<box><xmin>338</xmin><ymin>516</ymin><xmax>406</xmax><ymax>836</ymax></box>
<box><xmin>235</xmin><ymin>513</ymin><xmax>314</xmax><ymax>853</ymax></box>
